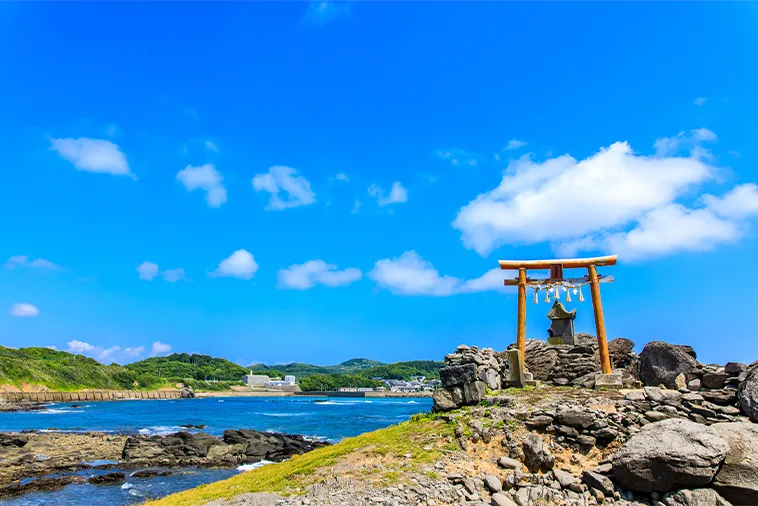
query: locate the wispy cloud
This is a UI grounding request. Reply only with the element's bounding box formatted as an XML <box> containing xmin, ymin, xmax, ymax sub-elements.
<box><xmin>50</xmin><ymin>137</ymin><xmax>135</xmax><ymax>179</ymax></box>
<box><xmin>252</xmin><ymin>166</ymin><xmax>316</xmax><ymax>211</ymax></box>
<box><xmin>436</xmin><ymin>149</ymin><xmax>479</xmax><ymax>167</ymax></box>
<box><xmin>302</xmin><ymin>1</ymin><xmax>351</xmax><ymax>27</ymax></box>
<box><xmin>10</xmin><ymin>303</ymin><xmax>39</xmax><ymax>317</ymax></box>
<box><xmin>368</xmin><ymin>182</ymin><xmax>407</xmax><ymax>207</ymax></box>
<box><xmin>505</xmin><ymin>139</ymin><xmax>527</xmax><ymax>150</ymax></box>
<box><xmin>278</xmin><ymin>260</ymin><xmax>362</xmax><ymax>290</ymax></box>
<box><xmin>694</xmin><ymin>97</ymin><xmax>708</xmax><ymax>106</ymax></box>
<box><xmin>4</xmin><ymin>256</ymin><xmax>61</xmax><ymax>271</ymax></box>
<box><xmin>137</xmin><ymin>262</ymin><xmax>185</xmax><ymax>282</ymax></box>
<box><xmin>66</xmin><ymin>340</ymin><xmax>146</xmax><ymax>364</ymax></box>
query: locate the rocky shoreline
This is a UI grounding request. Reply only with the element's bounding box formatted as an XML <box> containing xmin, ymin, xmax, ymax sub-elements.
<box><xmin>0</xmin><ymin>428</ymin><xmax>328</xmax><ymax>500</ymax></box>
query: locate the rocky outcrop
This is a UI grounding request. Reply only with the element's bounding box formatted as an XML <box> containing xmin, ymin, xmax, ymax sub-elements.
<box><xmin>710</xmin><ymin>422</ymin><xmax>758</xmax><ymax>505</ymax></box>
<box><xmin>88</xmin><ymin>472</ymin><xmax>126</xmax><ymax>485</ymax></box>
<box><xmin>738</xmin><ymin>365</ymin><xmax>758</xmax><ymax>422</ymax></box>
<box><xmin>434</xmin><ymin>345</ymin><xmax>504</xmax><ymax>411</ymax></box>
<box><xmin>0</xmin><ymin>434</ymin><xmax>28</xmax><ymax>448</ymax></box>
<box><xmin>0</xmin><ymin>476</ymin><xmax>87</xmax><ymax>500</ymax></box>
<box><xmin>612</xmin><ymin>419</ymin><xmax>729</xmax><ymax>493</ymax></box>
<box><xmin>179</xmin><ymin>387</ymin><xmax>195</xmax><ymax>399</ymax></box>
<box><xmin>513</xmin><ymin>340</ymin><xmax>558</xmax><ymax>381</ymax></box>
<box><xmin>639</xmin><ymin>341</ymin><xmax>699</xmax><ymax>388</ymax></box>
<box><xmin>122</xmin><ymin>429</ymin><xmax>327</xmax><ymax>466</ymax></box>
<box><xmin>662</xmin><ymin>488</ymin><xmax>732</xmax><ymax>506</ymax></box>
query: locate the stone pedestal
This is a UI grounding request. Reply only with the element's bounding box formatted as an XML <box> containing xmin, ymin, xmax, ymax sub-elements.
<box><xmin>504</xmin><ymin>349</ymin><xmax>525</xmax><ymax>387</ymax></box>
<box><xmin>594</xmin><ymin>372</ymin><xmax>623</xmax><ymax>390</ymax></box>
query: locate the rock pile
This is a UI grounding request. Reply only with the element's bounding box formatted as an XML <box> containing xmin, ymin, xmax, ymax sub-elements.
<box><xmin>433</xmin><ymin>345</ymin><xmax>506</xmax><ymax>411</ymax></box>
<box><xmin>122</xmin><ymin>429</ymin><xmax>328</xmax><ymax>467</ymax></box>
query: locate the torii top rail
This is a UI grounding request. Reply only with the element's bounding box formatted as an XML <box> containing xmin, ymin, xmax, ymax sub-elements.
<box><xmin>499</xmin><ymin>255</ymin><xmax>618</xmax><ymax>375</ymax></box>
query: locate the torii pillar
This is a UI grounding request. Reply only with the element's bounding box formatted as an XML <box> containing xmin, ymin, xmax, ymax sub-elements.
<box><xmin>500</xmin><ymin>255</ymin><xmax>617</xmax><ymax>376</ymax></box>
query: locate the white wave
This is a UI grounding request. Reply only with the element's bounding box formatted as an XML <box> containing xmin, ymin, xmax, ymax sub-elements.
<box><xmin>218</xmin><ymin>400</ymin><xmax>225</xmax><ymax>403</ymax></box>
<box><xmin>407</xmin><ymin>401</ymin><xmax>418</xmax><ymax>404</ymax></box>
<box><xmin>138</xmin><ymin>425</ymin><xmax>183</xmax><ymax>436</ymax></box>
<box><xmin>236</xmin><ymin>460</ymin><xmax>273</xmax><ymax>472</ymax></box>
<box><xmin>251</xmin><ymin>412</ymin><xmax>308</xmax><ymax>417</ymax></box>
<box><xmin>34</xmin><ymin>408</ymin><xmax>81</xmax><ymax>415</ymax></box>
<box><xmin>121</xmin><ymin>482</ymin><xmax>134</xmax><ymax>490</ymax></box>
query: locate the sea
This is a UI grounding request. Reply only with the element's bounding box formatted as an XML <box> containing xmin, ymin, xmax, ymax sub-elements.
<box><xmin>0</xmin><ymin>396</ymin><xmax>433</xmax><ymax>505</ymax></box>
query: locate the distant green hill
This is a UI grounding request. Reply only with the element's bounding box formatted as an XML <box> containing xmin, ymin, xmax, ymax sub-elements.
<box><xmin>0</xmin><ymin>346</ymin><xmax>167</xmax><ymax>391</ymax></box>
<box><xmin>126</xmin><ymin>353</ymin><xmax>248</xmax><ymax>382</ymax></box>
<box><xmin>248</xmin><ymin>358</ymin><xmax>444</xmax><ymax>381</ymax></box>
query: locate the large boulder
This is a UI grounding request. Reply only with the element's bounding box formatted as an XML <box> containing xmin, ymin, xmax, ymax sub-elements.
<box><xmin>710</xmin><ymin>422</ymin><xmax>758</xmax><ymax>505</ymax></box>
<box><xmin>662</xmin><ymin>488</ymin><xmax>731</xmax><ymax>506</ymax></box>
<box><xmin>639</xmin><ymin>341</ymin><xmax>699</xmax><ymax>388</ymax></box>
<box><xmin>612</xmin><ymin>418</ymin><xmax>728</xmax><ymax>493</ymax></box>
<box><xmin>508</xmin><ymin>340</ymin><xmax>558</xmax><ymax>381</ymax></box>
<box><xmin>432</xmin><ymin>389</ymin><xmax>457</xmax><ymax>412</ymax></box>
<box><xmin>439</xmin><ymin>363</ymin><xmax>477</xmax><ymax>388</ymax></box>
<box><xmin>738</xmin><ymin>366</ymin><xmax>758</xmax><ymax>422</ymax></box>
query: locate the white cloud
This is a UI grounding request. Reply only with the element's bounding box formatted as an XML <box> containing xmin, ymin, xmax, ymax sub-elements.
<box><xmin>351</xmin><ymin>199</ymin><xmax>362</xmax><ymax>214</ymax></box>
<box><xmin>46</xmin><ymin>345</ymin><xmax>57</xmax><ymax>350</ymax></box>
<box><xmin>151</xmin><ymin>341</ymin><xmax>172</xmax><ymax>356</ymax></box>
<box><xmin>505</xmin><ymin>139</ymin><xmax>527</xmax><ymax>150</ymax></box>
<box><xmin>369</xmin><ymin>251</ymin><xmax>503</xmax><ymax>296</ymax></box>
<box><xmin>702</xmin><ymin>183</ymin><xmax>758</xmax><ymax>219</ymax></box>
<box><xmin>335</xmin><ymin>173</ymin><xmax>349</xmax><ymax>182</ymax></box>
<box><xmin>176</xmin><ymin>164</ymin><xmax>228</xmax><ymax>208</ymax></box>
<box><xmin>66</xmin><ymin>340</ymin><xmax>146</xmax><ymax>364</ymax></box>
<box><xmin>436</xmin><ymin>149</ymin><xmax>479</xmax><ymax>166</ymax></box>
<box><xmin>212</xmin><ymin>249</ymin><xmax>258</xmax><ymax>279</ymax></box>
<box><xmin>694</xmin><ymin>97</ymin><xmax>708</xmax><ymax>106</ymax></box>
<box><xmin>4</xmin><ymin>256</ymin><xmax>61</xmax><ymax>270</ymax></box>
<box><xmin>653</xmin><ymin>128</ymin><xmax>717</xmax><ymax>160</ymax></box>
<box><xmin>137</xmin><ymin>261</ymin><xmax>160</xmax><ymax>281</ymax></box>
<box><xmin>161</xmin><ymin>268</ymin><xmax>186</xmax><ymax>283</ymax></box>
<box><xmin>50</xmin><ymin>137</ymin><xmax>134</xmax><ymax>179</ymax></box>
<box><xmin>368</xmin><ymin>182</ymin><xmax>408</xmax><ymax>207</ymax></box>
<box><xmin>252</xmin><ymin>166</ymin><xmax>316</xmax><ymax>211</ymax></box>
<box><xmin>278</xmin><ymin>260</ymin><xmax>362</xmax><ymax>290</ymax></box>
<box><xmin>302</xmin><ymin>1</ymin><xmax>351</xmax><ymax>27</ymax></box>
<box><xmin>10</xmin><ymin>303</ymin><xmax>39</xmax><ymax>317</ymax></box>
<box><xmin>205</xmin><ymin>140</ymin><xmax>219</xmax><ymax>152</ymax></box>
<box><xmin>453</xmin><ymin>138</ymin><xmax>722</xmax><ymax>257</ymax></box>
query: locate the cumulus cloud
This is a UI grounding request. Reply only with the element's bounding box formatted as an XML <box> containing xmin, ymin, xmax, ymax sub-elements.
<box><xmin>151</xmin><ymin>341</ymin><xmax>172</xmax><ymax>356</ymax></box>
<box><xmin>137</xmin><ymin>262</ymin><xmax>160</xmax><ymax>281</ymax></box>
<box><xmin>10</xmin><ymin>303</ymin><xmax>39</xmax><ymax>317</ymax></box>
<box><xmin>211</xmin><ymin>249</ymin><xmax>258</xmax><ymax>279</ymax></box>
<box><xmin>368</xmin><ymin>182</ymin><xmax>408</xmax><ymax>207</ymax></box>
<box><xmin>176</xmin><ymin>164</ymin><xmax>228</xmax><ymax>208</ymax></box>
<box><xmin>252</xmin><ymin>166</ymin><xmax>316</xmax><ymax>211</ymax></box>
<box><xmin>66</xmin><ymin>340</ymin><xmax>147</xmax><ymax>364</ymax></box>
<box><xmin>4</xmin><ymin>256</ymin><xmax>61</xmax><ymax>270</ymax></box>
<box><xmin>278</xmin><ymin>260</ymin><xmax>362</xmax><ymax>290</ymax></box>
<box><xmin>50</xmin><ymin>137</ymin><xmax>134</xmax><ymax>178</ymax></box>
<box><xmin>694</xmin><ymin>97</ymin><xmax>708</xmax><ymax>106</ymax></box>
<box><xmin>453</xmin><ymin>132</ymin><xmax>758</xmax><ymax>261</ymax></box>
<box><xmin>368</xmin><ymin>251</ymin><xmax>503</xmax><ymax>296</ymax></box>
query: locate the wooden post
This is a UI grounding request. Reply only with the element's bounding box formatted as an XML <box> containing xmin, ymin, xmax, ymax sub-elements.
<box><xmin>517</xmin><ymin>268</ymin><xmax>527</xmax><ymax>366</ymax></box>
<box><xmin>588</xmin><ymin>264</ymin><xmax>612</xmax><ymax>374</ymax></box>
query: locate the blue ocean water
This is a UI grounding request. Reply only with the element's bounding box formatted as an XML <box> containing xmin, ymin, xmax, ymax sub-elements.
<box><xmin>0</xmin><ymin>396</ymin><xmax>432</xmax><ymax>505</ymax></box>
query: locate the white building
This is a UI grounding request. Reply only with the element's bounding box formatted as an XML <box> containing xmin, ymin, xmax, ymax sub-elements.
<box><xmin>243</xmin><ymin>372</ymin><xmax>271</xmax><ymax>386</ymax></box>
<box><xmin>284</xmin><ymin>375</ymin><xmax>296</xmax><ymax>384</ymax></box>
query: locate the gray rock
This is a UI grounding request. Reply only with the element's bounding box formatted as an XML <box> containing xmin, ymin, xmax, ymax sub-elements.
<box><xmin>484</xmin><ymin>474</ymin><xmax>502</xmax><ymax>493</ymax></box>
<box><xmin>662</xmin><ymin>488</ymin><xmax>732</xmax><ymax>506</ymax></box>
<box><xmin>524</xmin><ymin>415</ymin><xmax>553</xmax><ymax>430</ymax></box>
<box><xmin>440</xmin><ymin>363</ymin><xmax>478</xmax><ymax>388</ymax></box>
<box><xmin>497</xmin><ymin>456</ymin><xmax>522</xmax><ymax>470</ymax></box>
<box><xmin>484</xmin><ymin>369</ymin><xmax>501</xmax><ymax>391</ymax></box>
<box><xmin>639</xmin><ymin>341</ymin><xmax>699</xmax><ymax>389</ymax></box>
<box><xmin>464</xmin><ymin>381</ymin><xmax>487</xmax><ymax>404</ymax></box>
<box><xmin>554</xmin><ymin>424</ymin><xmax>579</xmax><ymax>438</ymax></box>
<box><xmin>576</xmin><ymin>435</ymin><xmax>597</xmax><ymax>447</ymax></box>
<box><xmin>490</xmin><ymin>492</ymin><xmax>518</xmax><ymax>506</ymax></box>
<box><xmin>552</xmin><ymin>469</ymin><xmax>578</xmax><ymax>489</ymax></box>
<box><xmin>507</xmin><ymin>340</ymin><xmax>558</xmax><ymax>381</ymax></box>
<box><xmin>612</xmin><ymin>418</ymin><xmax>729</xmax><ymax>493</ymax></box>
<box><xmin>725</xmin><ymin>362</ymin><xmax>746</xmax><ymax>376</ymax></box>
<box><xmin>644</xmin><ymin>386</ymin><xmax>665</xmax><ymax>403</ymax></box>
<box><xmin>555</xmin><ymin>408</ymin><xmax>595</xmax><ymax>429</ymax></box>
<box><xmin>625</xmin><ymin>390</ymin><xmax>646</xmax><ymax>402</ymax></box>
<box><xmin>687</xmin><ymin>379</ymin><xmax>701</xmax><ymax>391</ymax></box>
<box><xmin>432</xmin><ymin>389</ymin><xmax>457</xmax><ymax>411</ymax></box>
<box><xmin>702</xmin><ymin>389</ymin><xmax>738</xmax><ymax>406</ymax></box>
<box><xmin>582</xmin><ymin>470</ymin><xmax>615</xmax><ymax>496</ymax></box>
<box><xmin>522</xmin><ymin>433</ymin><xmax>554</xmax><ymax>473</ymax></box>
<box><xmin>702</xmin><ymin>372</ymin><xmax>729</xmax><ymax>390</ymax></box>
<box><xmin>738</xmin><ymin>366</ymin><xmax>758</xmax><ymax>422</ymax></box>
<box><xmin>710</xmin><ymin>422</ymin><xmax>758</xmax><ymax>505</ymax></box>
<box><xmin>645</xmin><ymin>410</ymin><xmax>669</xmax><ymax>422</ymax></box>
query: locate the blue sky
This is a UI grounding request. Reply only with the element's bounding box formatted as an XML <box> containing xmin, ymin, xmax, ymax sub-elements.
<box><xmin>1</xmin><ymin>2</ymin><xmax>757</xmax><ymax>367</ymax></box>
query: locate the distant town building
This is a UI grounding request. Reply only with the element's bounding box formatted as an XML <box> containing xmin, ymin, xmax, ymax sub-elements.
<box><xmin>284</xmin><ymin>375</ymin><xmax>296</xmax><ymax>384</ymax></box>
<box><xmin>243</xmin><ymin>372</ymin><xmax>270</xmax><ymax>386</ymax></box>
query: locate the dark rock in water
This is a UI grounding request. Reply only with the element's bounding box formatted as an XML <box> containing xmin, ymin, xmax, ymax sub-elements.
<box><xmin>710</xmin><ymin>422</ymin><xmax>758</xmax><ymax>505</ymax></box>
<box><xmin>738</xmin><ymin>366</ymin><xmax>758</xmax><ymax>422</ymax></box>
<box><xmin>0</xmin><ymin>434</ymin><xmax>29</xmax><ymax>448</ymax></box>
<box><xmin>639</xmin><ymin>341</ymin><xmax>699</xmax><ymax>388</ymax></box>
<box><xmin>440</xmin><ymin>363</ymin><xmax>477</xmax><ymax>388</ymax></box>
<box><xmin>612</xmin><ymin>418</ymin><xmax>728</xmax><ymax>493</ymax></box>
<box><xmin>0</xmin><ymin>476</ymin><xmax>87</xmax><ymax>500</ymax></box>
<box><xmin>662</xmin><ymin>488</ymin><xmax>731</xmax><ymax>506</ymax></box>
<box><xmin>179</xmin><ymin>424</ymin><xmax>207</xmax><ymax>429</ymax></box>
<box><xmin>88</xmin><ymin>472</ymin><xmax>126</xmax><ymax>485</ymax></box>
<box><xmin>122</xmin><ymin>429</ymin><xmax>327</xmax><ymax>466</ymax></box>
<box><xmin>131</xmin><ymin>469</ymin><xmax>173</xmax><ymax>478</ymax></box>
<box><xmin>179</xmin><ymin>387</ymin><xmax>195</xmax><ymax>399</ymax></box>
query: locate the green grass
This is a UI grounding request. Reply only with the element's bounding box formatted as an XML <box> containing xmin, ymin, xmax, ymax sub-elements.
<box><xmin>146</xmin><ymin>417</ymin><xmax>456</xmax><ymax>506</ymax></box>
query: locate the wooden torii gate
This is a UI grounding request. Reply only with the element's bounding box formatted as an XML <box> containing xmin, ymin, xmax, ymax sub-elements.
<box><xmin>500</xmin><ymin>255</ymin><xmax>618</xmax><ymax>375</ymax></box>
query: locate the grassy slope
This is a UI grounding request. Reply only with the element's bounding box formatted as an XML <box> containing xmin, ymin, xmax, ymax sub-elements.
<box><xmin>126</xmin><ymin>353</ymin><xmax>248</xmax><ymax>382</ymax></box>
<box><xmin>249</xmin><ymin>359</ymin><xmax>445</xmax><ymax>380</ymax></box>
<box><xmin>0</xmin><ymin>346</ymin><xmax>168</xmax><ymax>391</ymax></box>
<box><xmin>146</xmin><ymin>415</ymin><xmax>455</xmax><ymax>506</ymax></box>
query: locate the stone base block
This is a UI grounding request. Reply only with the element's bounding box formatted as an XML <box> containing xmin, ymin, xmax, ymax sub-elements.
<box><xmin>594</xmin><ymin>373</ymin><xmax>623</xmax><ymax>390</ymax></box>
